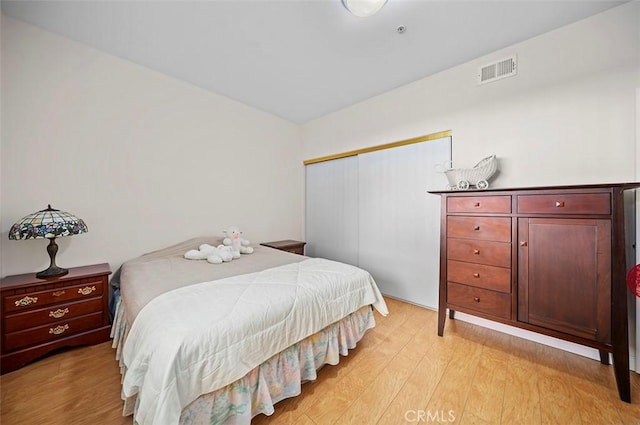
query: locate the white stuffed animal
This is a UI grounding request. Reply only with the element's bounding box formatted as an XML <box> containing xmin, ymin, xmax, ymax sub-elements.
<box><xmin>184</xmin><ymin>243</ymin><xmax>233</xmax><ymax>264</ymax></box>
<box><xmin>222</xmin><ymin>226</ymin><xmax>254</xmax><ymax>257</ymax></box>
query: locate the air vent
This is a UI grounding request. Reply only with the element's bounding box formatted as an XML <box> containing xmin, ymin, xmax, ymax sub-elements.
<box><xmin>478</xmin><ymin>55</ymin><xmax>517</xmax><ymax>85</ymax></box>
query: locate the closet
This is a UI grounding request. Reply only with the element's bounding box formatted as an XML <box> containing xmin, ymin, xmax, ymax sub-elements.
<box><xmin>305</xmin><ymin>133</ymin><xmax>451</xmax><ymax>308</ymax></box>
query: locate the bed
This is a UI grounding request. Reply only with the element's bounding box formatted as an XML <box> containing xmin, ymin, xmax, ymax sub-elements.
<box><xmin>110</xmin><ymin>236</ymin><xmax>388</xmax><ymax>425</ymax></box>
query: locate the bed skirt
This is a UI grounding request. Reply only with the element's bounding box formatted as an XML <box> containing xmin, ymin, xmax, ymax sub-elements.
<box><xmin>111</xmin><ymin>297</ymin><xmax>376</xmax><ymax>425</ymax></box>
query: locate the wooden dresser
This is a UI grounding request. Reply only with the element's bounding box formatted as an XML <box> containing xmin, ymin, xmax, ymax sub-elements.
<box><xmin>260</xmin><ymin>240</ymin><xmax>306</xmax><ymax>255</ymax></box>
<box><xmin>430</xmin><ymin>183</ymin><xmax>639</xmax><ymax>403</ymax></box>
<box><xmin>1</xmin><ymin>263</ymin><xmax>111</xmax><ymax>374</ymax></box>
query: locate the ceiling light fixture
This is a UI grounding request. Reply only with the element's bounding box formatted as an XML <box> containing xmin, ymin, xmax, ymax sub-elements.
<box><xmin>342</xmin><ymin>0</ymin><xmax>388</xmax><ymax>17</ymax></box>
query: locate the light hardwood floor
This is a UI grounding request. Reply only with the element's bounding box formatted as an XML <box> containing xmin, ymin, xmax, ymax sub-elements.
<box><xmin>2</xmin><ymin>297</ymin><xmax>640</xmax><ymax>424</ymax></box>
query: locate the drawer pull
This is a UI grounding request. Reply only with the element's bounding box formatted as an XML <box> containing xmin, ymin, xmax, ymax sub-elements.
<box><xmin>555</xmin><ymin>201</ymin><xmax>565</xmax><ymax>208</ymax></box>
<box><xmin>473</xmin><ymin>226</ymin><xmax>480</xmax><ymax>231</ymax></box>
<box><xmin>78</xmin><ymin>286</ymin><xmax>96</xmax><ymax>296</ymax></box>
<box><xmin>473</xmin><ymin>297</ymin><xmax>480</xmax><ymax>302</ymax></box>
<box><xmin>49</xmin><ymin>324</ymin><xmax>69</xmax><ymax>335</ymax></box>
<box><xmin>474</xmin><ymin>202</ymin><xmax>481</xmax><ymax>208</ymax></box>
<box><xmin>49</xmin><ymin>308</ymin><xmax>69</xmax><ymax>319</ymax></box>
<box><xmin>473</xmin><ymin>273</ymin><xmax>480</xmax><ymax>278</ymax></box>
<box><xmin>14</xmin><ymin>296</ymin><xmax>38</xmax><ymax>307</ymax></box>
<box><xmin>52</xmin><ymin>290</ymin><xmax>66</xmax><ymax>297</ymax></box>
<box><xmin>473</xmin><ymin>249</ymin><xmax>480</xmax><ymax>255</ymax></box>
<box><xmin>520</xmin><ymin>241</ymin><xmax>528</xmax><ymax>247</ymax></box>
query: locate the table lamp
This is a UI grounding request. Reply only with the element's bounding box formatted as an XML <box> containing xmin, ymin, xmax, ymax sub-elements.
<box><xmin>8</xmin><ymin>205</ymin><xmax>88</xmax><ymax>278</ymax></box>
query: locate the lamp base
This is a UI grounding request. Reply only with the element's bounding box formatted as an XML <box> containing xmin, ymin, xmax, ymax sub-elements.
<box><xmin>36</xmin><ymin>237</ymin><xmax>68</xmax><ymax>279</ymax></box>
<box><xmin>36</xmin><ymin>266</ymin><xmax>69</xmax><ymax>279</ymax></box>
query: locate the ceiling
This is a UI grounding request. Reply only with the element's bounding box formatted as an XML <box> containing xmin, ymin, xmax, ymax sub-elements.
<box><xmin>1</xmin><ymin>0</ymin><xmax>626</xmax><ymax>123</ymax></box>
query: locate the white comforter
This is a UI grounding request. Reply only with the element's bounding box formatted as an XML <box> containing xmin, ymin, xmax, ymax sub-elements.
<box><xmin>121</xmin><ymin>258</ymin><xmax>388</xmax><ymax>425</ymax></box>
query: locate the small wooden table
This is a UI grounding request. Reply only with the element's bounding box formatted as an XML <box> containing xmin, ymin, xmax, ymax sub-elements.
<box><xmin>260</xmin><ymin>240</ymin><xmax>306</xmax><ymax>255</ymax></box>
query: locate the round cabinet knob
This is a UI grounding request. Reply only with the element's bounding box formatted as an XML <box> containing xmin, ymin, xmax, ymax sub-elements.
<box><xmin>473</xmin><ymin>297</ymin><xmax>480</xmax><ymax>302</ymax></box>
<box><xmin>473</xmin><ymin>249</ymin><xmax>480</xmax><ymax>255</ymax></box>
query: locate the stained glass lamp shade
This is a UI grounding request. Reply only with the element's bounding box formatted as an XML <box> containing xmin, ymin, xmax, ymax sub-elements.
<box><xmin>8</xmin><ymin>205</ymin><xmax>88</xmax><ymax>278</ymax></box>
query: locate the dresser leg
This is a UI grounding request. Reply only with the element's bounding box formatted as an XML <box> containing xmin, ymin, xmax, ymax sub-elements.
<box><xmin>449</xmin><ymin>309</ymin><xmax>455</xmax><ymax>319</ymax></box>
<box><xmin>599</xmin><ymin>350</ymin><xmax>610</xmax><ymax>365</ymax></box>
<box><xmin>612</xmin><ymin>348</ymin><xmax>631</xmax><ymax>402</ymax></box>
<box><xmin>611</xmin><ymin>284</ymin><xmax>630</xmax><ymax>401</ymax></box>
<box><xmin>437</xmin><ymin>308</ymin><xmax>446</xmax><ymax>336</ymax></box>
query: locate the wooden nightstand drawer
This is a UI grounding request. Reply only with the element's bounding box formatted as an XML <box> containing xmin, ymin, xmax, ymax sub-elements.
<box><xmin>286</xmin><ymin>246</ymin><xmax>304</xmax><ymax>255</ymax></box>
<box><xmin>4</xmin><ymin>279</ymin><xmax>104</xmax><ymax>313</ymax></box>
<box><xmin>447</xmin><ymin>196</ymin><xmax>511</xmax><ymax>213</ymax></box>
<box><xmin>447</xmin><ymin>260</ymin><xmax>511</xmax><ymax>293</ymax></box>
<box><xmin>447</xmin><ymin>238</ymin><xmax>511</xmax><ymax>268</ymax></box>
<box><xmin>4</xmin><ymin>312</ymin><xmax>103</xmax><ymax>351</ymax></box>
<box><xmin>447</xmin><ymin>217</ymin><xmax>511</xmax><ymax>242</ymax></box>
<box><xmin>4</xmin><ymin>298</ymin><xmax>103</xmax><ymax>333</ymax></box>
<box><xmin>260</xmin><ymin>240</ymin><xmax>306</xmax><ymax>255</ymax></box>
<box><xmin>517</xmin><ymin>193</ymin><xmax>610</xmax><ymax>215</ymax></box>
<box><xmin>447</xmin><ymin>282</ymin><xmax>511</xmax><ymax>319</ymax></box>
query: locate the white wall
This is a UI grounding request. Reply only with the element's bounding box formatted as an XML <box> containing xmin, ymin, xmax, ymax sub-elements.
<box><xmin>1</xmin><ymin>15</ymin><xmax>304</xmax><ymax>278</ymax></box>
<box><xmin>300</xmin><ymin>2</ymin><xmax>640</xmax><ymax>364</ymax></box>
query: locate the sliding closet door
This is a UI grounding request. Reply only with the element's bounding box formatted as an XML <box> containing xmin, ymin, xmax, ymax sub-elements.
<box><xmin>357</xmin><ymin>137</ymin><xmax>450</xmax><ymax>308</ymax></box>
<box><xmin>305</xmin><ymin>156</ymin><xmax>359</xmax><ymax>266</ymax></box>
<box><xmin>305</xmin><ymin>135</ymin><xmax>450</xmax><ymax>309</ymax></box>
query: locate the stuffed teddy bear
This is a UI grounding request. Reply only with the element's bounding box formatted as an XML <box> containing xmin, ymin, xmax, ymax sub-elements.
<box><xmin>222</xmin><ymin>226</ymin><xmax>254</xmax><ymax>257</ymax></box>
<box><xmin>184</xmin><ymin>243</ymin><xmax>233</xmax><ymax>264</ymax></box>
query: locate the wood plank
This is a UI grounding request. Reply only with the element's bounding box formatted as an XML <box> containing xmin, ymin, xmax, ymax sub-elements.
<box><xmin>421</xmin><ymin>335</ymin><xmax>484</xmax><ymax>423</ymax></box>
<box><xmin>464</xmin><ymin>346</ymin><xmax>508</xmax><ymax>424</ymax></box>
<box><xmin>333</xmin><ymin>353</ymin><xmax>419</xmax><ymax>424</ymax></box>
<box><xmin>377</xmin><ymin>344</ymin><xmax>453</xmax><ymax>424</ymax></box>
<box><xmin>500</xmin><ymin>357</ymin><xmax>542</xmax><ymax>425</ymax></box>
<box><xmin>536</xmin><ymin>345</ymin><xmax>582</xmax><ymax>425</ymax></box>
<box><xmin>0</xmin><ymin>343</ymin><xmax>128</xmax><ymax>425</ymax></box>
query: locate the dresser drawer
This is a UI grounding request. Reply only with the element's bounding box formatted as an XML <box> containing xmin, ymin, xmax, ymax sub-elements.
<box><xmin>447</xmin><ymin>239</ymin><xmax>511</xmax><ymax>268</ymax></box>
<box><xmin>447</xmin><ymin>217</ymin><xmax>511</xmax><ymax>242</ymax></box>
<box><xmin>4</xmin><ymin>298</ymin><xmax>103</xmax><ymax>333</ymax></box>
<box><xmin>447</xmin><ymin>282</ymin><xmax>511</xmax><ymax>319</ymax></box>
<box><xmin>447</xmin><ymin>196</ymin><xmax>511</xmax><ymax>213</ymax></box>
<box><xmin>4</xmin><ymin>279</ymin><xmax>104</xmax><ymax>313</ymax></box>
<box><xmin>3</xmin><ymin>312</ymin><xmax>103</xmax><ymax>352</ymax></box>
<box><xmin>447</xmin><ymin>260</ymin><xmax>511</xmax><ymax>293</ymax></box>
<box><xmin>517</xmin><ymin>193</ymin><xmax>610</xmax><ymax>215</ymax></box>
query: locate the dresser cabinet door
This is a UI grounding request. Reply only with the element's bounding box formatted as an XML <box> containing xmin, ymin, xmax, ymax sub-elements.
<box><xmin>517</xmin><ymin>218</ymin><xmax>611</xmax><ymax>344</ymax></box>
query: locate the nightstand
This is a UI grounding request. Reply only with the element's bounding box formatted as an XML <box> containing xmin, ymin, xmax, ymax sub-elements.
<box><xmin>1</xmin><ymin>263</ymin><xmax>112</xmax><ymax>374</ymax></box>
<box><xmin>260</xmin><ymin>240</ymin><xmax>306</xmax><ymax>255</ymax></box>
